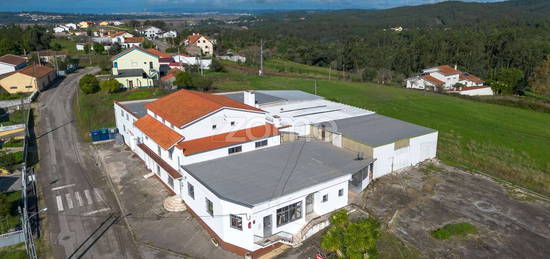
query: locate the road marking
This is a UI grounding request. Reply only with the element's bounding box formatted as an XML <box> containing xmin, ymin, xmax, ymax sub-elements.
<box><xmin>56</xmin><ymin>195</ymin><xmax>64</xmax><ymax>212</ymax></box>
<box><xmin>65</xmin><ymin>193</ymin><xmax>73</xmax><ymax>209</ymax></box>
<box><xmin>82</xmin><ymin>208</ymin><xmax>110</xmax><ymax>216</ymax></box>
<box><xmin>51</xmin><ymin>184</ymin><xmax>75</xmax><ymax>191</ymax></box>
<box><xmin>75</xmin><ymin>191</ymin><xmax>83</xmax><ymax>207</ymax></box>
<box><xmin>94</xmin><ymin>188</ymin><xmax>105</xmax><ymax>204</ymax></box>
<box><xmin>84</xmin><ymin>189</ymin><xmax>93</xmax><ymax>205</ymax></box>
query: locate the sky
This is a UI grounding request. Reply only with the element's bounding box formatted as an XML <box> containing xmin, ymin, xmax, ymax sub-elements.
<box><xmin>0</xmin><ymin>0</ymin><xmax>506</xmax><ymax>13</ymax></box>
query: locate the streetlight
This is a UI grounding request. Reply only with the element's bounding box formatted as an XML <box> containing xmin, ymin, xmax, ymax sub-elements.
<box><xmin>29</xmin><ymin>208</ymin><xmax>48</xmax><ymax>219</ymax></box>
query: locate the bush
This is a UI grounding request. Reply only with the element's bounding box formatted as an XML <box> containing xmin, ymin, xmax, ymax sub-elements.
<box><xmin>0</xmin><ymin>151</ymin><xmax>24</xmax><ymax>169</ymax></box>
<box><xmin>192</xmin><ymin>76</ymin><xmax>213</xmax><ymax>91</ymax></box>
<box><xmin>100</xmin><ymin>79</ymin><xmax>122</xmax><ymax>93</ymax></box>
<box><xmin>174</xmin><ymin>72</ymin><xmax>194</xmax><ymax>89</ymax></box>
<box><xmin>79</xmin><ymin>74</ymin><xmax>100</xmax><ymax>94</ymax></box>
<box><xmin>431</xmin><ymin>222</ymin><xmax>478</xmax><ymax>240</ymax></box>
<box><xmin>210</xmin><ymin>58</ymin><xmax>226</xmax><ymax>72</ymax></box>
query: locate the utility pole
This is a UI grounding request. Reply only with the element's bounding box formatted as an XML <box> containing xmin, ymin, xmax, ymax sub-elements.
<box><xmin>259</xmin><ymin>39</ymin><xmax>264</xmax><ymax>76</ymax></box>
<box><xmin>329</xmin><ymin>64</ymin><xmax>331</xmax><ymax>80</ymax></box>
<box><xmin>314</xmin><ymin>80</ymin><xmax>317</xmax><ymax>95</ymax></box>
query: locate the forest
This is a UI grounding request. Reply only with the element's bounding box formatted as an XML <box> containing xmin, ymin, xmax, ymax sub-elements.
<box><xmin>0</xmin><ymin>25</ymin><xmax>53</xmax><ymax>55</ymax></box>
<box><xmin>206</xmin><ymin>0</ymin><xmax>550</xmax><ymax>95</ymax></box>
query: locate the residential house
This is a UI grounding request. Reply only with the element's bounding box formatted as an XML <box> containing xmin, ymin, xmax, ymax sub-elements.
<box><xmin>183</xmin><ymin>33</ymin><xmax>214</xmax><ymax>56</ymax></box>
<box><xmin>0</xmin><ymin>65</ymin><xmax>56</xmax><ymax>93</ymax></box>
<box><xmin>160</xmin><ymin>68</ymin><xmax>184</xmax><ymax>88</ymax></box>
<box><xmin>0</xmin><ymin>55</ymin><xmax>27</xmax><ymax>76</ymax></box>
<box><xmin>172</xmin><ymin>54</ymin><xmax>211</xmax><ymax>70</ymax></box>
<box><xmin>111</xmin><ymin>47</ymin><xmax>161</xmax><ymax>88</ymax></box>
<box><xmin>78</xmin><ymin>21</ymin><xmax>94</xmax><ymax>28</ymax></box>
<box><xmin>65</xmin><ymin>23</ymin><xmax>78</xmax><ymax>30</ymax></box>
<box><xmin>159</xmin><ymin>30</ymin><xmax>177</xmax><ymax>39</ymax></box>
<box><xmin>53</xmin><ymin>26</ymin><xmax>69</xmax><ymax>33</ymax></box>
<box><xmin>122</xmin><ymin>37</ymin><xmax>145</xmax><ymax>49</ymax></box>
<box><xmin>113</xmin><ymin>21</ymin><xmax>124</xmax><ymax>26</ymax></box>
<box><xmin>405</xmin><ymin>65</ymin><xmax>493</xmax><ymax>96</ymax></box>
<box><xmin>72</xmin><ymin>30</ymin><xmax>87</xmax><ymax>36</ymax></box>
<box><xmin>114</xmin><ymin>89</ymin><xmax>438</xmax><ymax>258</ymax></box>
<box><xmin>138</xmin><ymin>26</ymin><xmax>162</xmax><ymax>39</ymax></box>
<box><xmin>99</xmin><ymin>21</ymin><xmax>111</xmax><ymax>26</ymax></box>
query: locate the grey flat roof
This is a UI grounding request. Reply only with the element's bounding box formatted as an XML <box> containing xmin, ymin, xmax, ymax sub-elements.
<box><xmin>119</xmin><ymin>99</ymin><xmax>156</xmax><ymax>118</ymax></box>
<box><xmin>221</xmin><ymin>92</ymin><xmax>286</xmax><ymax>105</ymax></box>
<box><xmin>256</xmin><ymin>90</ymin><xmax>322</xmax><ymax>103</ymax></box>
<box><xmin>113</xmin><ymin>69</ymin><xmax>145</xmax><ymax>78</ymax></box>
<box><xmin>317</xmin><ymin>114</ymin><xmax>436</xmax><ymax>147</ymax></box>
<box><xmin>183</xmin><ymin>140</ymin><xmax>373</xmax><ymax>207</ymax></box>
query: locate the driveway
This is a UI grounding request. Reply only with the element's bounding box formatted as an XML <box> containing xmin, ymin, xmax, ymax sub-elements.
<box><xmin>94</xmin><ymin>142</ymin><xmax>240</xmax><ymax>259</ymax></box>
<box><xmin>357</xmin><ymin>161</ymin><xmax>550</xmax><ymax>258</ymax></box>
<box><xmin>36</xmin><ymin>68</ymin><xmax>141</xmax><ymax>258</ymax></box>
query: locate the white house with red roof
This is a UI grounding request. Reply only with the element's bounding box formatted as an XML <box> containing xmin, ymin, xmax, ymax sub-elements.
<box><xmin>113</xmin><ymin>89</ymin><xmax>438</xmax><ymax>258</ymax></box>
<box><xmin>406</xmin><ymin>65</ymin><xmax>493</xmax><ymax>95</ymax></box>
<box><xmin>0</xmin><ymin>54</ymin><xmax>27</xmax><ymax>76</ymax></box>
<box><xmin>183</xmin><ymin>33</ymin><xmax>215</xmax><ymax>56</ymax></box>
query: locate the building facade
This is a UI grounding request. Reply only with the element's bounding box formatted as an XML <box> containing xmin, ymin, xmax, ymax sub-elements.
<box><xmin>0</xmin><ymin>65</ymin><xmax>56</xmax><ymax>93</ymax></box>
<box><xmin>405</xmin><ymin>65</ymin><xmax>493</xmax><ymax>96</ymax></box>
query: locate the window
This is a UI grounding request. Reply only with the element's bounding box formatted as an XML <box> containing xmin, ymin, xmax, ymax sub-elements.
<box><xmin>230</xmin><ymin>214</ymin><xmax>242</xmax><ymax>230</ymax></box>
<box><xmin>338</xmin><ymin>189</ymin><xmax>344</xmax><ymax>197</ymax></box>
<box><xmin>168</xmin><ymin>148</ymin><xmax>173</xmax><ymax>160</ymax></box>
<box><xmin>157</xmin><ymin>145</ymin><xmax>161</xmax><ymax>156</ymax></box>
<box><xmin>187</xmin><ymin>183</ymin><xmax>194</xmax><ymax>199</ymax></box>
<box><xmin>322</xmin><ymin>194</ymin><xmax>328</xmax><ymax>203</ymax></box>
<box><xmin>120</xmin><ymin>110</ymin><xmax>124</xmax><ymax>116</ymax></box>
<box><xmin>149</xmin><ymin>62</ymin><xmax>153</xmax><ymax>69</ymax></box>
<box><xmin>212</xmin><ymin>124</ymin><xmax>217</xmax><ymax>130</ymax></box>
<box><xmin>156</xmin><ymin>165</ymin><xmax>160</xmax><ymax>175</ymax></box>
<box><xmin>10</xmin><ymin>86</ymin><xmax>17</xmax><ymax>89</ymax></box>
<box><xmin>126</xmin><ymin>113</ymin><xmax>129</xmax><ymax>120</ymax></box>
<box><xmin>231</xmin><ymin>121</ymin><xmax>235</xmax><ymax>126</ymax></box>
<box><xmin>25</xmin><ymin>85</ymin><xmax>32</xmax><ymax>89</ymax></box>
<box><xmin>206</xmin><ymin>198</ymin><xmax>213</xmax><ymax>216</ymax></box>
<box><xmin>228</xmin><ymin>146</ymin><xmax>242</xmax><ymax>155</ymax></box>
<box><xmin>114</xmin><ymin>62</ymin><xmax>118</xmax><ymax>68</ymax></box>
<box><xmin>168</xmin><ymin>176</ymin><xmax>174</xmax><ymax>189</ymax></box>
<box><xmin>276</xmin><ymin>201</ymin><xmax>302</xmax><ymax>227</ymax></box>
<box><xmin>255</xmin><ymin>140</ymin><xmax>268</xmax><ymax>148</ymax></box>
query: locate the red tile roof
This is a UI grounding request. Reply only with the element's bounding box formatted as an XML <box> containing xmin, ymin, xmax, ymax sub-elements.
<box><xmin>146</xmin><ymin>48</ymin><xmax>172</xmax><ymax>58</ymax></box>
<box><xmin>421</xmin><ymin>75</ymin><xmax>445</xmax><ymax>85</ymax></box>
<box><xmin>437</xmin><ymin>65</ymin><xmax>461</xmax><ymax>76</ymax></box>
<box><xmin>176</xmin><ymin>124</ymin><xmax>279</xmax><ymax>155</ymax></box>
<box><xmin>459</xmin><ymin>73</ymin><xmax>483</xmax><ymax>84</ymax></box>
<box><xmin>123</xmin><ymin>37</ymin><xmax>145</xmax><ymax>43</ymax></box>
<box><xmin>144</xmin><ymin>89</ymin><xmax>265</xmax><ymax>128</ymax></box>
<box><xmin>160</xmin><ymin>68</ymin><xmax>183</xmax><ymax>81</ymax></box>
<box><xmin>186</xmin><ymin>34</ymin><xmax>203</xmax><ymax>45</ymax></box>
<box><xmin>137</xmin><ymin>144</ymin><xmax>182</xmax><ymax>179</ymax></box>
<box><xmin>111</xmin><ymin>45</ymin><xmax>154</xmax><ymax>60</ymax></box>
<box><xmin>134</xmin><ymin>115</ymin><xmax>184</xmax><ymax>150</ymax></box>
<box><xmin>0</xmin><ymin>54</ymin><xmax>26</xmax><ymax>66</ymax></box>
<box><xmin>17</xmin><ymin>65</ymin><xmax>54</xmax><ymax>79</ymax></box>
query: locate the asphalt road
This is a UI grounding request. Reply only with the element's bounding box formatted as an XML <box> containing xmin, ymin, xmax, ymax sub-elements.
<box><xmin>36</xmin><ymin>68</ymin><xmax>141</xmax><ymax>259</ymax></box>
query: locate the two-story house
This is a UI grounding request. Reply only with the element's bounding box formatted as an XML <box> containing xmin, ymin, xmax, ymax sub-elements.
<box><xmin>138</xmin><ymin>26</ymin><xmax>162</xmax><ymax>39</ymax></box>
<box><xmin>183</xmin><ymin>33</ymin><xmax>214</xmax><ymax>56</ymax></box>
<box><xmin>405</xmin><ymin>65</ymin><xmax>493</xmax><ymax>96</ymax></box>
<box><xmin>111</xmin><ymin>47</ymin><xmax>161</xmax><ymax>88</ymax></box>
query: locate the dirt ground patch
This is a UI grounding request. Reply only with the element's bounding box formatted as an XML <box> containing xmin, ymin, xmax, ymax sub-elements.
<box><xmin>358</xmin><ymin>160</ymin><xmax>550</xmax><ymax>258</ymax></box>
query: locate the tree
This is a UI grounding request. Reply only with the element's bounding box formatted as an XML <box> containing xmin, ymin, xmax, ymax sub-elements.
<box><xmin>174</xmin><ymin>72</ymin><xmax>194</xmax><ymax>89</ymax></box>
<box><xmin>142</xmin><ymin>40</ymin><xmax>156</xmax><ymax>49</ymax></box>
<box><xmin>210</xmin><ymin>58</ymin><xmax>226</xmax><ymax>72</ymax></box>
<box><xmin>192</xmin><ymin>76</ymin><xmax>213</xmax><ymax>91</ymax></box>
<box><xmin>100</xmin><ymin>79</ymin><xmax>122</xmax><ymax>93</ymax></box>
<box><xmin>128</xmin><ymin>20</ymin><xmax>141</xmax><ymax>28</ymax></box>
<box><xmin>79</xmin><ymin>74</ymin><xmax>100</xmax><ymax>94</ymax></box>
<box><xmin>0</xmin><ymin>194</ymin><xmax>10</xmax><ymax>216</ymax></box>
<box><xmin>529</xmin><ymin>55</ymin><xmax>550</xmax><ymax>97</ymax></box>
<box><xmin>109</xmin><ymin>43</ymin><xmax>122</xmax><ymax>55</ymax></box>
<box><xmin>83</xmin><ymin>44</ymin><xmax>91</xmax><ymax>54</ymax></box>
<box><xmin>93</xmin><ymin>42</ymin><xmax>104</xmax><ymax>55</ymax></box>
<box><xmin>492</xmin><ymin>68</ymin><xmax>524</xmax><ymax>94</ymax></box>
<box><xmin>321</xmin><ymin>210</ymin><xmax>380</xmax><ymax>258</ymax></box>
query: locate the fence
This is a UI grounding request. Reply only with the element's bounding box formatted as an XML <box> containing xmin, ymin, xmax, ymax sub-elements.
<box><xmin>0</xmin><ymin>91</ymin><xmax>38</xmax><ymax>109</ymax></box>
<box><xmin>0</xmin><ymin>230</ymin><xmax>24</xmax><ymax>248</ymax></box>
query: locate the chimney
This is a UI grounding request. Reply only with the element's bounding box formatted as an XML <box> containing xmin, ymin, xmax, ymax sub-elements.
<box><xmin>243</xmin><ymin>91</ymin><xmax>256</xmax><ymax>107</ymax></box>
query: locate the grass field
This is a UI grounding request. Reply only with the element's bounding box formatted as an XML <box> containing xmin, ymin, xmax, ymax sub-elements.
<box><xmin>0</xmin><ymin>243</ymin><xmax>27</xmax><ymax>259</ymax></box>
<box><xmin>0</xmin><ymin>191</ymin><xmax>22</xmax><ymax>234</ymax></box>
<box><xmin>207</xmin><ymin>69</ymin><xmax>550</xmax><ymax>196</ymax></box>
<box><xmin>50</xmin><ymin>38</ymin><xmax>79</xmax><ymax>55</ymax></box>
<box><xmin>75</xmin><ymin>88</ymin><xmax>170</xmax><ymax>141</ymax></box>
<box><xmin>431</xmin><ymin>222</ymin><xmax>478</xmax><ymax>240</ymax></box>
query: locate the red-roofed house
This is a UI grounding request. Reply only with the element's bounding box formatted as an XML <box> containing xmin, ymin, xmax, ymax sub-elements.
<box><xmin>0</xmin><ymin>54</ymin><xmax>27</xmax><ymax>76</ymax></box>
<box><xmin>406</xmin><ymin>65</ymin><xmax>492</xmax><ymax>95</ymax></box>
<box><xmin>183</xmin><ymin>33</ymin><xmax>214</xmax><ymax>56</ymax></box>
<box><xmin>0</xmin><ymin>65</ymin><xmax>56</xmax><ymax>93</ymax></box>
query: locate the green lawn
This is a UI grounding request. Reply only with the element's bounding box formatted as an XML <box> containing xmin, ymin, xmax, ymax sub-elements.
<box><xmin>0</xmin><ymin>243</ymin><xmax>27</xmax><ymax>259</ymax></box>
<box><xmin>0</xmin><ymin>110</ymin><xmax>27</xmax><ymax>126</ymax></box>
<box><xmin>208</xmin><ymin>71</ymin><xmax>550</xmax><ymax>196</ymax></box>
<box><xmin>431</xmin><ymin>222</ymin><xmax>478</xmax><ymax>240</ymax></box>
<box><xmin>50</xmin><ymin>38</ymin><xmax>80</xmax><ymax>55</ymax></box>
<box><xmin>0</xmin><ymin>191</ymin><xmax>22</xmax><ymax>234</ymax></box>
<box><xmin>75</xmin><ymin>88</ymin><xmax>171</xmax><ymax>141</ymax></box>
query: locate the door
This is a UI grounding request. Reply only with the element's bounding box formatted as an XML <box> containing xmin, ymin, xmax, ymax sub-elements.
<box><xmin>306</xmin><ymin>193</ymin><xmax>314</xmax><ymax>215</ymax></box>
<box><xmin>263</xmin><ymin>215</ymin><xmax>272</xmax><ymax>237</ymax></box>
<box><xmin>128</xmin><ymin>80</ymin><xmax>134</xmax><ymax>88</ymax></box>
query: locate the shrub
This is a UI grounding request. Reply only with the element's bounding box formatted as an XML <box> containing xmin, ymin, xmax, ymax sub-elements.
<box><xmin>431</xmin><ymin>222</ymin><xmax>478</xmax><ymax>240</ymax></box>
<box><xmin>100</xmin><ymin>79</ymin><xmax>122</xmax><ymax>93</ymax></box>
<box><xmin>174</xmin><ymin>72</ymin><xmax>194</xmax><ymax>89</ymax></box>
<box><xmin>79</xmin><ymin>74</ymin><xmax>100</xmax><ymax>94</ymax></box>
<box><xmin>210</xmin><ymin>58</ymin><xmax>226</xmax><ymax>72</ymax></box>
<box><xmin>192</xmin><ymin>76</ymin><xmax>213</xmax><ymax>91</ymax></box>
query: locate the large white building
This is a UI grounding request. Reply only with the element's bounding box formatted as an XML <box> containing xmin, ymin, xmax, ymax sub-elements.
<box><xmin>406</xmin><ymin>65</ymin><xmax>493</xmax><ymax>96</ymax></box>
<box><xmin>114</xmin><ymin>89</ymin><xmax>438</xmax><ymax>258</ymax></box>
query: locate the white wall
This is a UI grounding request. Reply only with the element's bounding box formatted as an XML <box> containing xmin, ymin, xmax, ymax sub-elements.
<box><xmin>0</xmin><ymin>63</ymin><xmax>16</xmax><ymax>76</ymax></box>
<box><xmin>372</xmin><ymin>132</ymin><xmax>438</xmax><ymax>178</ymax></box>
<box><xmin>458</xmin><ymin>87</ymin><xmax>494</xmax><ymax>96</ymax></box>
<box><xmin>114</xmin><ymin>103</ymin><xmax>139</xmax><ymax>150</ymax></box>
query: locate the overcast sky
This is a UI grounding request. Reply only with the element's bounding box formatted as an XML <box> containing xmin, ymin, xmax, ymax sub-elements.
<box><xmin>0</xmin><ymin>0</ymin><xmax>505</xmax><ymax>13</ymax></box>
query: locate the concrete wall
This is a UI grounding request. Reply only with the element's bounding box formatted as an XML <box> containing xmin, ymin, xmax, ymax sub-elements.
<box><xmin>458</xmin><ymin>87</ymin><xmax>494</xmax><ymax>96</ymax></box>
<box><xmin>114</xmin><ymin>76</ymin><xmax>154</xmax><ymax>89</ymax></box>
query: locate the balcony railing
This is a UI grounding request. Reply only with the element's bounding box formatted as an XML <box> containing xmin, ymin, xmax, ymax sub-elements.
<box><xmin>254</xmin><ymin>231</ymin><xmax>294</xmax><ymax>246</ymax></box>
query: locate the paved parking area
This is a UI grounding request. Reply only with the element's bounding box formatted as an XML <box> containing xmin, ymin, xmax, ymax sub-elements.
<box><xmin>95</xmin><ymin>142</ymin><xmax>239</xmax><ymax>259</ymax></box>
<box><xmin>357</xmin><ymin>161</ymin><xmax>550</xmax><ymax>258</ymax></box>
